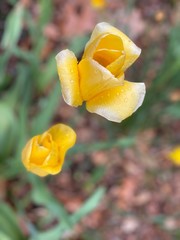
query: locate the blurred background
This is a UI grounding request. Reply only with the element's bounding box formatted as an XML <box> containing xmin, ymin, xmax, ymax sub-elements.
<box><xmin>0</xmin><ymin>0</ymin><xmax>180</xmax><ymax>239</ymax></box>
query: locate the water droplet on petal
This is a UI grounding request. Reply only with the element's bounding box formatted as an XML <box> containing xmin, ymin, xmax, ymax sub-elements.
<box><xmin>124</xmin><ymin>97</ymin><xmax>128</xmax><ymax>103</ymax></box>
<box><xmin>94</xmin><ymin>69</ymin><xmax>98</xmax><ymax>74</ymax></box>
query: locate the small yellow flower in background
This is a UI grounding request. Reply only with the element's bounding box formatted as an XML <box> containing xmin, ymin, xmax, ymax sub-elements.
<box><xmin>21</xmin><ymin>124</ymin><xmax>76</xmax><ymax>177</ymax></box>
<box><xmin>91</xmin><ymin>0</ymin><xmax>106</xmax><ymax>9</ymax></box>
<box><xmin>169</xmin><ymin>146</ymin><xmax>180</xmax><ymax>166</ymax></box>
<box><xmin>56</xmin><ymin>22</ymin><xmax>146</xmax><ymax>123</ymax></box>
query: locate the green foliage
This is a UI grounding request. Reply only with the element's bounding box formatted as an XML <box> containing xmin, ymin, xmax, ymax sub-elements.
<box><xmin>30</xmin><ymin>175</ymin><xmax>72</xmax><ymax>229</ymax></box>
<box><xmin>165</xmin><ymin>103</ymin><xmax>180</xmax><ymax>119</ymax></box>
<box><xmin>1</xmin><ymin>2</ymin><xmax>25</xmax><ymax>49</ymax></box>
<box><xmin>121</xmin><ymin>23</ymin><xmax>180</xmax><ymax>131</ymax></box>
<box><xmin>70</xmin><ymin>136</ymin><xmax>135</xmax><ymax>155</ymax></box>
<box><xmin>0</xmin><ymin>202</ymin><xmax>25</xmax><ymax>240</ymax></box>
<box><xmin>0</xmin><ymin>0</ymin><xmax>58</xmax><ymax>173</ymax></box>
<box><xmin>0</xmin><ymin>102</ymin><xmax>17</xmax><ymax>160</ymax></box>
<box><xmin>30</xmin><ymin>187</ymin><xmax>105</xmax><ymax>240</ymax></box>
<box><xmin>69</xmin><ymin>35</ymin><xmax>90</xmax><ymax>56</ymax></box>
<box><xmin>0</xmin><ymin>1</ymin><xmax>179</xmax><ymax>239</ymax></box>
<box><xmin>0</xmin><ymin>1</ymin><xmax>105</xmax><ymax>238</ymax></box>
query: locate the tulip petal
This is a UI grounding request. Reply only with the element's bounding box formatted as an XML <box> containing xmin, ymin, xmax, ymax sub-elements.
<box><xmin>83</xmin><ymin>33</ymin><xmax>124</xmax><ymax>59</ymax></box>
<box><xmin>78</xmin><ymin>58</ymin><xmax>124</xmax><ymax>101</ymax></box>
<box><xmin>46</xmin><ymin>124</ymin><xmax>76</xmax><ymax>174</ymax></box>
<box><xmin>86</xmin><ymin>80</ymin><xmax>145</xmax><ymax>122</ymax></box>
<box><xmin>85</xmin><ymin>22</ymin><xmax>141</xmax><ymax>71</ymax></box>
<box><xmin>22</xmin><ymin>138</ymin><xmax>34</xmax><ymax>167</ymax></box>
<box><xmin>22</xmin><ymin>137</ymin><xmax>49</xmax><ymax>177</ymax></box>
<box><xmin>42</xmin><ymin>164</ymin><xmax>62</xmax><ymax>176</ymax></box>
<box><xmin>106</xmin><ymin>52</ymin><xmax>125</xmax><ymax>77</ymax></box>
<box><xmin>93</xmin><ymin>49</ymin><xmax>122</xmax><ymax>67</ymax></box>
<box><xmin>26</xmin><ymin>164</ymin><xmax>48</xmax><ymax>177</ymax></box>
<box><xmin>47</xmin><ymin>123</ymin><xmax>76</xmax><ymax>153</ymax></box>
<box><xmin>169</xmin><ymin>147</ymin><xmax>180</xmax><ymax>165</ymax></box>
<box><xmin>42</xmin><ymin>141</ymin><xmax>63</xmax><ymax>175</ymax></box>
<box><xmin>30</xmin><ymin>135</ymin><xmax>51</xmax><ymax>165</ymax></box>
<box><xmin>55</xmin><ymin>49</ymin><xmax>83</xmax><ymax>107</ymax></box>
<box><xmin>91</xmin><ymin>0</ymin><xmax>106</xmax><ymax>9</ymax></box>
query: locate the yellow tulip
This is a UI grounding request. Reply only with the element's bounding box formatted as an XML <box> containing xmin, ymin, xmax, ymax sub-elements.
<box><xmin>91</xmin><ymin>0</ymin><xmax>106</xmax><ymax>9</ymax></box>
<box><xmin>21</xmin><ymin>124</ymin><xmax>76</xmax><ymax>177</ymax></box>
<box><xmin>56</xmin><ymin>22</ymin><xmax>146</xmax><ymax>123</ymax></box>
<box><xmin>169</xmin><ymin>146</ymin><xmax>180</xmax><ymax>166</ymax></box>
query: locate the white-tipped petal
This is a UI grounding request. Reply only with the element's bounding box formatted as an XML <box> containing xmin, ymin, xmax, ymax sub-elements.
<box><xmin>84</xmin><ymin>22</ymin><xmax>141</xmax><ymax>71</ymax></box>
<box><xmin>56</xmin><ymin>49</ymin><xmax>83</xmax><ymax>107</ymax></box>
<box><xmin>86</xmin><ymin>80</ymin><xmax>146</xmax><ymax>122</ymax></box>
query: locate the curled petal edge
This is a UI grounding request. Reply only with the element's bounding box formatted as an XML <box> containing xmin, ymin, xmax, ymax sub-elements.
<box><xmin>86</xmin><ymin>80</ymin><xmax>146</xmax><ymax>123</ymax></box>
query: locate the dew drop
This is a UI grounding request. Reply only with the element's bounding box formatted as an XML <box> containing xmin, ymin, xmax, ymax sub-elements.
<box><xmin>124</xmin><ymin>97</ymin><xmax>128</xmax><ymax>103</ymax></box>
<box><xmin>116</xmin><ymin>92</ymin><xmax>120</xmax><ymax>96</ymax></box>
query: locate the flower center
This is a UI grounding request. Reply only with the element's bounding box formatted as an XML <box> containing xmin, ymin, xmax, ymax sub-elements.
<box><xmin>30</xmin><ymin>133</ymin><xmax>52</xmax><ymax>165</ymax></box>
<box><xmin>93</xmin><ymin>49</ymin><xmax>121</xmax><ymax>67</ymax></box>
<box><xmin>93</xmin><ymin>33</ymin><xmax>124</xmax><ymax>67</ymax></box>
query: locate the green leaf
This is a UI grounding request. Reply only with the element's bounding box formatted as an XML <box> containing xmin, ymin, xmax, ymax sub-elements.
<box><xmin>0</xmin><ymin>102</ymin><xmax>17</xmax><ymax>160</ymax></box>
<box><xmin>30</xmin><ymin>187</ymin><xmax>105</xmax><ymax>240</ymax></box>
<box><xmin>1</xmin><ymin>2</ymin><xmax>25</xmax><ymax>49</ymax></box>
<box><xmin>151</xmin><ymin>214</ymin><xmax>166</xmax><ymax>226</ymax></box>
<box><xmin>165</xmin><ymin>103</ymin><xmax>180</xmax><ymax>119</ymax></box>
<box><xmin>7</xmin><ymin>0</ymin><xmax>17</xmax><ymax>5</ymax></box>
<box><xmin>71</xmin><ymin>187</ymin><xmax>105</xmax><ymax>225</ymax></box>
<box><xmin>0</xmin><ymin>202</ymin><xmax>25</xmax><ymax>240</ymax></box>
<box><xmin>0</xmin><ymin>231</ymin><xmax>11</xmax><ymax>240</ymax></box>
<box><xmin>69</xmin><ymin>136</ymin><xmax>135</xmax><ymax>155</ymax></box>
<box><xmin>38</xmin><ymin>0</ymin><xmax>53</xmax><ymax>28</ymax></box>
<box><xmin>0</xmin><ymin>52</ymin><xmax>11</xmax><ymax>89</ymax></box>
<box><xmin>169</xmin><ymin>24</ymin><xmax>180</xmax><ymax>60</ymax></box>
<box><xmin>10</xmin><ymin>47</ymin><xmax>36</xmax><ymax>63</ymax></box>
<box><xmin>30</xmin><ymin>176</ymin><xmax>72</xmax><ymax>229</ymax></box>
<box><xmin>69</xmin><ymin>35</ymin><xmax>89</xmax><ymax>56</ymax></box>
<box><xmin>31</xmin><ymin>82</ymin><xmax>60</xmax><ymax>135</ymax></box>
<box><xmin>36</xmin><ymin>55</ymin><xmax>57</xmax><ymax>91</ymax></box>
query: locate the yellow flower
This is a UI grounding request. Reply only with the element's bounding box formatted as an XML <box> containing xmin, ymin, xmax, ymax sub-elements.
<box><xmin>91</xmin><ymin>0</ymin><xmax>106</xmax><ymax>9</ymax></box>
<box><xmin>169</xmin><ymin>146</ymin><xmax>180</xmax><ymax>166</ymax></box>
<box><xmin>21</xmin><ymin>124</ymin><xmax>76</xmax><ymax>177</ymax></box>
<box><xmin>56</xmin><ymin>22</ymin><xmax>146</xmax><ymax>123</ymax></box>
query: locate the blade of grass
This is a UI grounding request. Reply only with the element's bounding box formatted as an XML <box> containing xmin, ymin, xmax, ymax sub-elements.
<box><xmin>69</xmin><ymin>136</ymin><xmax>135</xmax><ymax>155</ymax></box>
<box><xmin>1</xmin><ymin>2</ymin><xmax>24</xmax><ymax>49</ymax></box>
<box><xmin>69</xmin><ymin>35</ymin><xmax>89</xmax><ymax>56</ymax></box>
<box><xmin>36</xmin><ymin>54</ymin><xmax>57</xmax><ymax>91</ymax></box>
<box><xmin>0</xmin><ymin>202</ymin><xmax>25</xmax><ymax>240</ymax></box>
<box><xmin>0</xmin><ymin>231</ymin><xmax>11</xmax><ymax>240</ymax></box>
<box><xmin>30</xmin><ymin>187</ymin><xmax>105</xmax><ymax>240</ymax></box>
<box><xmin>31</xmin><ymin>82</ymin><xmax>60</xmax><ymax>135</ymax></box>
<box><xmin>29</xmin><ymin>175</ymin><xmax>72</xmax><ymax>229</ymax></box>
